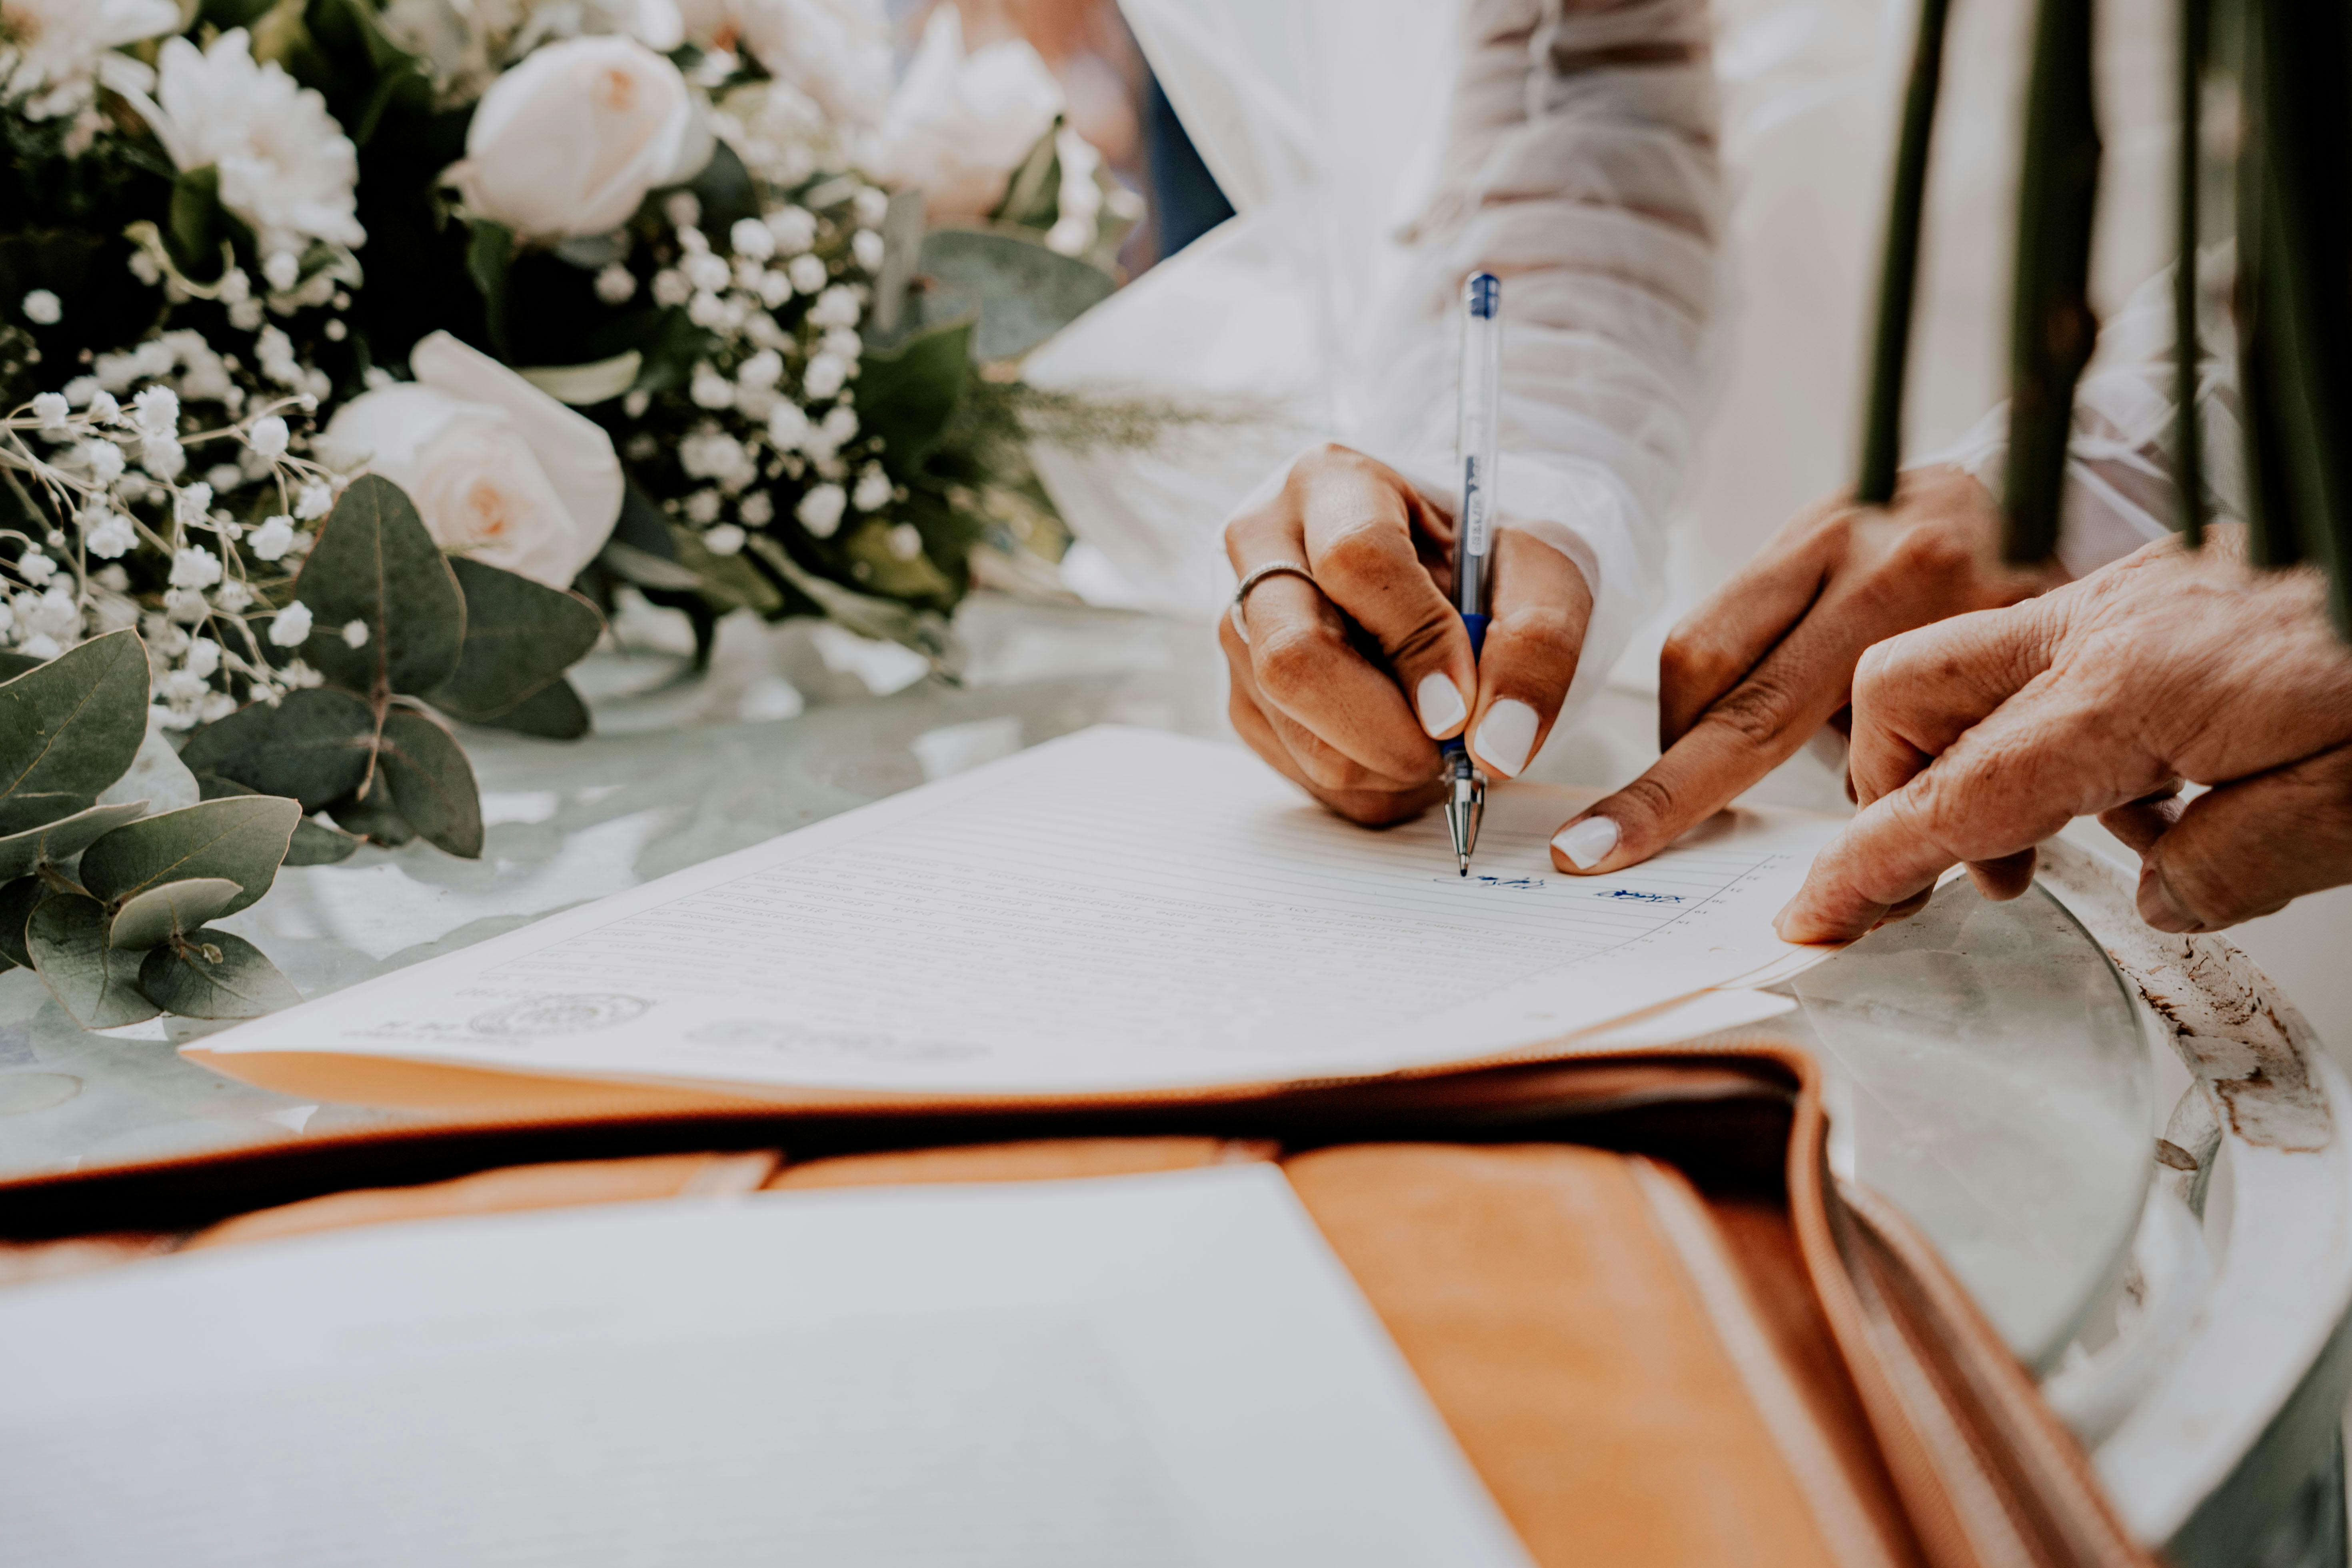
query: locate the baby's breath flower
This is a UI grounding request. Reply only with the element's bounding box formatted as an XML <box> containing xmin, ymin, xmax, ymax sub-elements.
<box><xmin>268</xmin><ymin>601</ymin><xmax>312</xmax><ymax>646</ymax></box>
<box><xmin>886</xmin><ymin>523</ymin><xmax>923</xmax><ymax>560</ymax></box>
<box><xmin>30</xmin><ymin>392</ymin><xmax>68</xmax><ymax>430</ymax></box>
<box><xmin>851</xmin><ymin>229</ymin><xmax>885</xmax><ymax>272</ymax></box>
<box><xmin>248</xmin><ymin>515</ymin><xmax>296</xmax><ymax>561</ymax></box>
<box><xmin>20</xmin><ymin>290</ymin><xmax>60</xmax><ymax>326</ymax></box>
<box><xmin>705</xmin><ymin>523</ymin><xmax>747</xmax><ymax>555</ymax></box>
<box><xmin>797</xmin><ymin>483</ymin><xmax>846</xmax><ymax>538</ymax></box>
<box><xmin>787</xmin><ymin>254</ymin><xmax>827</xmax><ymax>295</ymax></box>
<box><xmin>246</xmin><ymin>416</ymin><xmax>290</xmax><ymax>458</ymax></box>
<box><xmin>170</xmin><ymin>546</ymin><xmax>222</xmax><ymax>589</ymax></box>
<box><xmin>293</xmin><ymin>481</ymin><xmax>332</xmax><ymax>520</ymax></box>
<box><xmin>729</xmin><ymin>217</ymin><xmax>776</xmax><ymax>260</ymax></box>
<box><xmin>765</xmin><ymin>206</ymin><xmax>817</xmax><ymax>254</ymax></box>
<box><xmin>594</xmin><ymin>264</ymin><xmax>637</xmax><ymax>305</ymax></box>
<box><xmin>853</xmin><ymin>466</ymin><xmax>893</xmax><ymax>512</ymax></box>
<box><xmin>340</xmin><ymin>618</ymin><xmax>368</xmax><ymax>648</ymax></box>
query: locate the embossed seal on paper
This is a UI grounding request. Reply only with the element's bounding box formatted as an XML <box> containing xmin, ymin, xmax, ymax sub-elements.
<box><xmin>469</xmin><ymin>994</ymin><xmax>652</xmax><ymax>1038</ymax></box>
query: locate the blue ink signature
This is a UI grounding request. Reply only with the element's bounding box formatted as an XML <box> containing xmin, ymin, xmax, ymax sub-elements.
<box><xmin>1432</xmin><ymin>876</ymin><xmax>1550</xmax><ymax>889</ymax></box>
<box><xmin>1596</xmin><ymin>889</ymin><xmax>1686</xmax><ymax>904</ymax></box>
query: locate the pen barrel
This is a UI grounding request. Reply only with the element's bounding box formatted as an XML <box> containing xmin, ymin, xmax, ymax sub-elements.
<box><xmin>1455</xmin><ymin>274</ymin><xmax>1503</xmax><ymax>618</ymax></box>
<box><xmin>1439</xmin><ymin>612</ymin><xmax>1491</xmax><ymax>764</ymax></box>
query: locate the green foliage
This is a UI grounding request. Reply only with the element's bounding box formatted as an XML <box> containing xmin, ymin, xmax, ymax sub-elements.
<box><xmin>181</xmin><ymin>686</ymin><xmax>376</xmax><ymax>811</ymax></box>
<box><xmin>857</xmin><ymin>322</ymin><xmax>974</xmax><ymax>471</ymax></box>
<box><xmin>377</xmin><ymin>709</ymin><xmax>483</xmax><ymax>857</ymax></box>
<box><xmin>466</xmin><ymin>219</ymin><xmax>517</xmax><ymax>359</ymax></box>
<box><xmin>294</xmin><ymin>475</ymin><xmax>467</xmax><ymax>695</ymax></box>
<box><xmin>0</xmin><ymin>630</ymin><xmax>149</xmax><ymax>834</ymax></box>
<box><xmin>427</xmin><ymin>558</ymin><xmax>601</xmax><ymax>737</ymax></box>
<box><xmin>28</xmin><ymin>895</ymin><xmax>160</xmax><ymax>1030</ymax></box>
<box><xmin>139</xmin><ymin>931</ymin><xmax>305</xmax><ymax>1020</ymax></box>
<box><xmin>109</xmin><ymin>879</ymin><xmax>244</xmax><ymax>951</ymax></box>
<box><xmin>0</xmin><ymin>802</ymin><xmax>150</xmax><ymax>883</ymax></box>
<box><xmin>911</xmin><ymin>231</ymin><xmax>1117</xmax><ymax>363</ymax></box>
<box><xmin>76</xmin><ymin>797</ymin><xmax>303</xmax><ymax>917</ymax></box>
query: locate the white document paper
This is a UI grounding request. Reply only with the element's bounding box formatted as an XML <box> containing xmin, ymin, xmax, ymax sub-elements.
<box><xmin>197</xmin><ymin>726</ymin><xmax>1840</xmax><ymax>1094</ymax></box>
<box><xmin>0</xmin><ymin>1166</ymin><xmax>1533</xmax><ymax>1568</ymax></box>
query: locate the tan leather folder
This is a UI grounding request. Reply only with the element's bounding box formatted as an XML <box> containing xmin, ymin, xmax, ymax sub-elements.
<box><xmin>0</xmin><ymin>1036</ymin><xmax>2151</xmax><ymax>1568</ymax></box>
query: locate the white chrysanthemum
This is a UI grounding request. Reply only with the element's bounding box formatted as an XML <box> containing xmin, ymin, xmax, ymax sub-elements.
<box><xmin>0</xmin><ymin>0</ymin><xmax>176</xmax><ymax>121</ymax></box>
<box><xmin>125</xmin><ymin>30</ymin><xmax>365</xmax><ymax>257</ymax></box>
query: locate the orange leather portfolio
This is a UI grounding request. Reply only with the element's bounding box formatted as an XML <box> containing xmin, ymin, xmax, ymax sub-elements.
<box><xmin>0</xmin><ymin>1035</ymin><xmax>2150</xmax><ymax>1568</ymax></box>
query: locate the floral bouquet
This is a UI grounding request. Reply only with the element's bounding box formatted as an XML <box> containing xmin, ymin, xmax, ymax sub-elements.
<box><xmin>0</xmin><ymin>0</ymin><xmax>1136</xmax><ymax>1023</ymax></box>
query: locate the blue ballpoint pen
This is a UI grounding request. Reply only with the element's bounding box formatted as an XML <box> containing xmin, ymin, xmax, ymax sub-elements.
<box><xmin>1444</xmin><ymin>272</ymin><xmax>1501</xmax><ymax>876</ymax></box>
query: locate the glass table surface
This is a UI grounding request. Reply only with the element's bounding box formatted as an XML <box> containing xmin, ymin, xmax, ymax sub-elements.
<box><xmin>0</xmin><ymin>598</ymin><xmax>2152</xmax><ymax>1368</ymax></box>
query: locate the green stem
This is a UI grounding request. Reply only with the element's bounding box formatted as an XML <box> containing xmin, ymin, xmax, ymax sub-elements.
<box><xmin>1856</xmin><ymin>0</ymin><xmax>1954</xmax><ymax>505</ymax></box>
<box><xmin>2173</xmin><ymin>0</ymin><xmax>2208</xmax><ymax>546</ymax></box>
<box><xmin>2001</xmin><ymin>0</ymin><xmax>2103</xmax><ymax>565</ymax></box>
<box><xmin>2237</xmin><ymin>0</ymin><xmax>2352</xmax><ymax>632</ymax></box>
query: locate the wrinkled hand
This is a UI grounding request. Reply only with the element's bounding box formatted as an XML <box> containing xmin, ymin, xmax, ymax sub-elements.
<box><xmin>1222</xmin><ymin>445</ymin><xmax>1593</xmax><ymax>825</ymax></box>
<box><xmin>1547</xmin><ymin>467</ymin><xmax>2059</xmax><ymax>874</ymax></box>
<box><xmin>1776</xmin><ymin>526</ymin><xmax>2352</xmax><ymax>942</ymax></box>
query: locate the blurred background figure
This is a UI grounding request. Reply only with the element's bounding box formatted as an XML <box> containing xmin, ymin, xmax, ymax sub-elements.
<box><xmin>887</xmin><ymin>0</ymin><xmax>1234</xmax><ymax>269</ymax></box>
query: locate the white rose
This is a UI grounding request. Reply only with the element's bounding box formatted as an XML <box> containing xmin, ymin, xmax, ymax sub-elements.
<box><xmin>682</xmin><ymin>0</ymin><xmax>890</xmax><ymax>134</ymax></box>
<box><xmin>125</xmin><ymin>30</ymin><xmax>365</xmax><ymax>256</ymax></box>
<box><xmin>873</xmin><ymin>8</ymin><xmax>1062</xmax><ymax>224</ymax></box>
<box><xmin>445</xmin><ymin>37</ymin><xmax>702</xmax><ymax>242</ymax></box>
<box><xmin>321</xmin><ymin>332</ymin><xmax>624</xmax><ymax>588</ymax></box>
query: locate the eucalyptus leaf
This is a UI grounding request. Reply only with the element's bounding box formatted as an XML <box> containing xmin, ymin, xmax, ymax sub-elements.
<box><xmin>0</xmin><ymin>799</ymin><xmax>148</xmax><ymax>883</ymax></box>
<box><xmin>378</xmin><ymin>709</ymin><xmax>484</xmax><ymax>858</ymax></box>
<box><xmin>466</xmin><ymin>218</ymin><xmax>516</xmax><ymax>357</ymax></box>
<box><xmin>0</xmin><ymin>628</ymin><xmax>150</xmax><ymax>834</ymax></box>
<box><xmin>29</xmin><ymin>895</ymin><xmax>160</xmax><ymax>1029</ymax></box>
<box><xmin>0</xmin><ymin>876</ymin><xmax>40</xmax><ymax>969</ymax></box>
<box><xmin>0</xmin><ymin>652</ymin><xmax>42</xmax><ymax>683</ymax></box>
<box><xmin>426</xmin><ymin>557</ymin><xmax>603</xmax><ymax>727</ymax></box>
<box><xmin>597</xmin><ymin>539</ymin><xmax>704</xmax><ymax>592</ymax></box>
<box><xmin>746</xmin><ymin>536</ymin><xmax>958</xmax><ymax>670</ymax></box>
<box><xmin>108</xmin><ymin>877</ymin><xmax>243</xmax><ymax>951</ymax></box>
<box><xmin>293</xmin><ymin>474</ymin><xmax>467</xmax><ymax>697</ymax></box>
<box><xmin>78</xmin><ymin>795</ymin><xmax>302</xmax><ymax>916</ymax></box>
<box><xmin>519</xmin><ymin>351</ymin><xmax>642</xmax><ymax>407</ymax></box>
<box><xmin>327</xmin><ymin>787</ymin><xmax>415</xmax><ymax>847</ymax></box>
<box><xmin>669</xmin><ymin>525</ymin><xmax>784</xmax><ymax>615</ymax></box>
<box><xmin>855</xmin><ymin>321</ymin><xmax>971</xmax><ymax>469</ymax></box>
<box><xmin>465</xmin><ymin>676</ymin><xmax>589</xmax><ymax>741</ymax></box>
<box><xmin>138</xmin><ymin>931</ymin><xmax>303</xmax><ymax>1021</ymax></box>
<box><xmin>195</xmin><ymin>771</ymin><xmax>364</xmax><ymax>866</ymax></box>
<box><xmin>167</xmin><ymin>165</ymin><xmax>225</xmax><ymax>281</ymax></box>
<box><xmin>913</xmin><ymin>230</ymin><xmax>1115</xmax><ymax>362</ymax></box>
<box><xmin>180</xmin><ymin>686</ymin><xmax>376</xmax><ymax>811</ymax></box>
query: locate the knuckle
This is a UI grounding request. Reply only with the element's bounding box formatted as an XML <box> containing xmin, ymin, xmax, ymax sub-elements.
<box><xmin>1253</xmin><ymin>623</ymin><xmax>1340</xmax><ymax>697</ymax></box>
<box><xmin>1702</xmin><ymin>676</ymin><xmax>1798</xmax><ymax>747</ymax></box>
<box><xmin>1605</xmin><ymin>772</ymin><xmax>1681</xmax><ymax>831</ymax></box>
<box><xmin>1383</xmin><ymin>600</ymin><xmax>1459</xmax><ymax>669</ymax></box>
<box><xmin>1316</xmin><ymin>517</ymin><xmax>1405</xmax><ymax>585</ymax></box>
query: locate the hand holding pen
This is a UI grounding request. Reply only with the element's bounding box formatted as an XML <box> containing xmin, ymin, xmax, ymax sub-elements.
<box><xmin>1219</xmin><ymin>274</ymin><xmax>1593</xmax><ymax>833</ymax></box>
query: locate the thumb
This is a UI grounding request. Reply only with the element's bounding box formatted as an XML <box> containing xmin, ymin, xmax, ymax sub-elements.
<box><xmin>2136</xmin><ymin>745</ymin><xmax>2352</xmax><ymax>932</ymax></box>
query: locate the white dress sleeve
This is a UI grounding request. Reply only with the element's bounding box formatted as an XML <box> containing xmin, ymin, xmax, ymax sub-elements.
<box><xmin>1235</xmin><ymin>0</ymin><xmax>1722</xmax><ymax>719</ymax></box>
<box><xmin>1926</xmin><ymin>245</ymin><xmax>2243</xmax><ymax>580</ymax></box>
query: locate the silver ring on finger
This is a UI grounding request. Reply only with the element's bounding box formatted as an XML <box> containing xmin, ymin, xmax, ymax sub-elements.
<box><xmin>1229</xmin><ymin>560</ymin><xmax>1315</xmax><ymax>643</ymax></box>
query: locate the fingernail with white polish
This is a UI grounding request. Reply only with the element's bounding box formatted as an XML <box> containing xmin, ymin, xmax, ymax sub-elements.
<box><xmin>1552</xmin><ymin>816</ymin><xmax>1619</xmax><ymax>870</ymax></box>
<box><xmin>1415</xmin><ymin>673</ymin><xmax>1467</xmax><ymax>737</ymax></box>
<box><xmin>1473</xmin><ymin>699</ymin><xmax>1537</xmax><ymax>777</ymax></box>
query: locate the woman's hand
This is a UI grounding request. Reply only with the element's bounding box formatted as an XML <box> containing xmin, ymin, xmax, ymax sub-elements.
<box><xmin>1221</xmin><ymin>445</ymin><xmax>1593</xmax><ymax>825</ymax></box>
<box><xmin>1777</xmin><ymin>528</ymin><xmax>2352</xmax><ymax>942</ymax></box>
<box><xmin>1546</xmin><ymin>466</ymin><xmax>2060</xmax><ymax>873</ymax></box>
